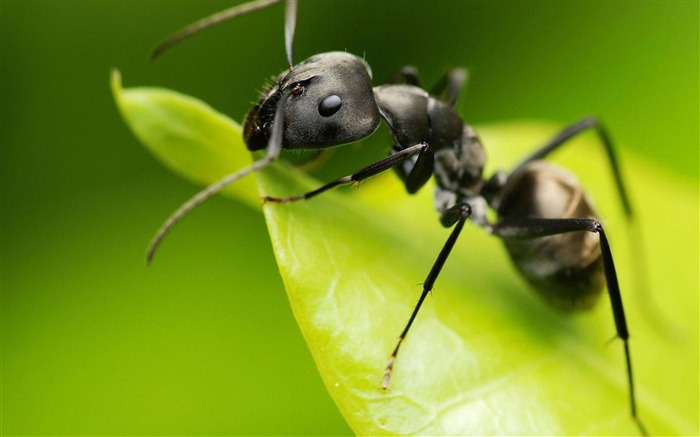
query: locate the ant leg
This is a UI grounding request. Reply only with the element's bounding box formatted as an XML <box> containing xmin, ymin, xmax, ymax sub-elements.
<box><xmin>384</xmin><ymin>202</ymin><xmax>472</xmax><ymax>389</ymax></box>
<box><xmin>389</xmin><ymin>66</ymin><xmax>422</xmax><ymax>86</ymax></box>
<box><xmin>263</xmin><ymin>142</ymin><xmax>429</xmax><ymax>203</ymax></box>
<box><xmin>510</xmin><ymin>116</ymin><xmax>632</xmax><ymax>216</ymax></box>
<box><xmin>492</xmin><ymin>217</ymin><xmax>648</xmax><ymax>436</ymax></box>
<box><xmin>389</xmin><ymin>67</ymin><xmax>468</xmax><ymax>107</ymax></box>
<box><xmin>429</xmin><ymin>68</ymin><xmax>469</xmax><ymax>107</ymax></box>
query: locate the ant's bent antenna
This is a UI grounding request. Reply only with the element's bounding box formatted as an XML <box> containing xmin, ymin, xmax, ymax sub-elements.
<box><xmin>146</xmin><ymin>87</ymin><xmax>293</xmax><ymax>265</ymax></box>
<box><xmin>151</xmin><ymin>0</ymin><xmax>283</xmax><ymax>60</ymax></box>
<box><xmin>147</xmin><ymin>0</ymin><xmax>300</xmax><ymax>264</ymax></box>
<box><xmin>284</xmin><ymin>0</ymin><xmax>297</xmax><ymax>68</ymax></box>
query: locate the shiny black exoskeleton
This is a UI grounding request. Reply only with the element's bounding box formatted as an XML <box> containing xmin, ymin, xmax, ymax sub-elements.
<box><xmin>148</xmin><ymin>1</ymin><xmax>646</xmax><ymax>434</ymax></box>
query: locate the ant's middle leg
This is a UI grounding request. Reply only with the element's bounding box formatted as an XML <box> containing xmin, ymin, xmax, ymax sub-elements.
<box><xmin>383</xmin><ymin>201</ymin><xmax>473</xmax><ymax>389</ymax></box>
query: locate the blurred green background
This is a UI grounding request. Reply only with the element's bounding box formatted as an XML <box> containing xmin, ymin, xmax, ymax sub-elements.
<box><xmin>2</xmin><ymin>1</ymin><xmax>697</xmax><ymax>435</ymax></box>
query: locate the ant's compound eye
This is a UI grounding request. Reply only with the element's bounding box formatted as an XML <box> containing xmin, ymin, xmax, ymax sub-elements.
<box><xmin>318</xmin><ymin>94</ymin><xmax>342</xmax><ymax>117</ymax></box>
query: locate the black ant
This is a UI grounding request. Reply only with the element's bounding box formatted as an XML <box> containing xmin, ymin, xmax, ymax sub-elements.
<box><xmin>147</xmin><ymin>0</ymin><xmax>647</xmax><ymax>434</ymax></box>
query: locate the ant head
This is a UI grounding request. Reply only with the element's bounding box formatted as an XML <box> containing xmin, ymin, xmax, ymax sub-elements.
<box><xmin>244</xmin><ymin>52</ymin><xmax>381</xmax><ymax>151</ymax></box>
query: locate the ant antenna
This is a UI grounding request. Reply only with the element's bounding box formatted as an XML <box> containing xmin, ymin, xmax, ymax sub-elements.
<box><xmin>146</xmin><ymin>87</ymin><xmax>294</xmax><ymax>264</ymax></box>
<box><xmin>147</xmin><ymin>0</ymin><xmax>301</xmax><ymax>263</ymax></box>
<box><xmin>151</xmin><ymin>0</ymin><xmax>283</xmax><ymax>60</ymax></box>
<box><xmin>285</xmin><ymin>0</ymin><xmax>297</xmax><ymax>69</ymax></box>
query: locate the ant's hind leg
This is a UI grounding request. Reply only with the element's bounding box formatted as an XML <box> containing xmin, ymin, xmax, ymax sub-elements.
<box><xmin>492</xmin><ymin>217</ymin><xmax>648</xmax><ymax>436</ymax></box>
<box><xmin>510</xmin><ymin>116</ymin><xmax>632</xmax><ymax>216</ymax></box>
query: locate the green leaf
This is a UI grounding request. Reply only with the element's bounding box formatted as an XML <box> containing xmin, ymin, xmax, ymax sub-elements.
<box><xmin>113</xmin><ymin>73</ymin><xmax>698</xmax><ymax>435</ymax></box>
<box><xmin>111</xmin><ymin>69</ymin><xmax>259</xmax><ymax>208</ymax></box>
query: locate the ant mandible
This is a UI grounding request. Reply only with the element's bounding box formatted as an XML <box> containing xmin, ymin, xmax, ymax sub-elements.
<box><xmin>147</xmin><ymin>0</ymin><xmax>647</xmax><ymax>434</ymax></box>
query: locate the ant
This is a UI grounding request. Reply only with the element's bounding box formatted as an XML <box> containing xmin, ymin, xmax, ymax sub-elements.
<box><xmin>147</xmin><ymin>0</ymin><xmax>647</xmax><ymax>434</ymax></box>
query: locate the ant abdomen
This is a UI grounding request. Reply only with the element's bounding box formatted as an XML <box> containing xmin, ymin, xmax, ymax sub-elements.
<box><xmin>497</xmin><ymin>160</ymin><xmax>605</xmax><ymax>310</ymax></box>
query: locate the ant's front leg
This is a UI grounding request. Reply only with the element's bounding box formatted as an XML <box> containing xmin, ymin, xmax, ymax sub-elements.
<box><xmin>389</xmin><ymin>66</ymin><xmax>468</xmax><ymax>107</ymax></box>
<box><xmin>263</xmin><ymin>142</ymin><xmax>429</xmax><ymax>203</ymax></box>
<box><xmin>428</xmin><ymin>68</ymin><xmax>468</xmax><ymax>107</ymax></box>
<box><xmin>389</xmin><ymin>66</ymin><xmax>422</xmax><ymax>87</ymax></box>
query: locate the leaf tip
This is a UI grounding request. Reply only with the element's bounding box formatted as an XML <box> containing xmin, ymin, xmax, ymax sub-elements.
<box><xmin>110</xmin><ymin>68</ymin><xmax>122</xmax><ymax>92</ymax></box>
<box><xmin>110</xmin><ymin>69</ymin><xmax>125</xmax><ymax>113</ymax></box>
